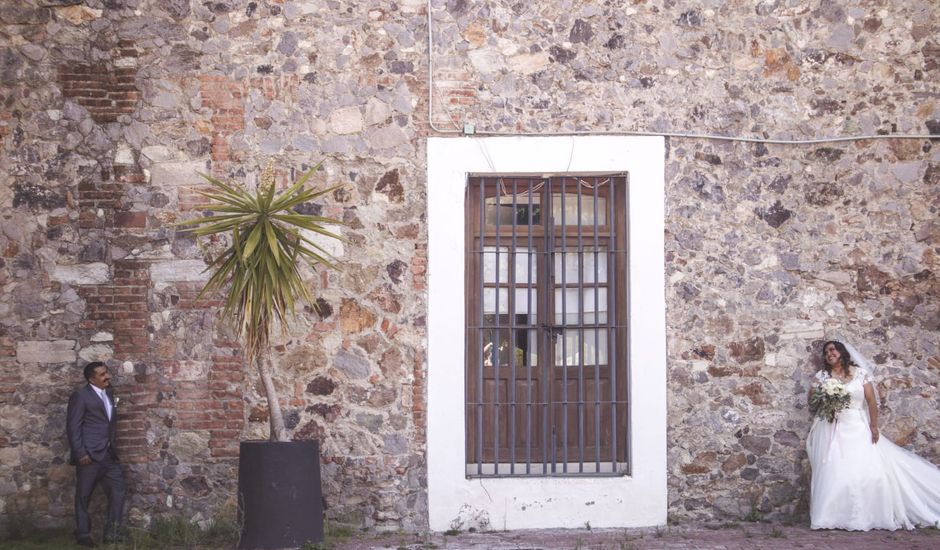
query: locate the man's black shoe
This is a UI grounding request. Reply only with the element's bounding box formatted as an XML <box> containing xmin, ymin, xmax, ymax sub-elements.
<box><xmin>103</xmin><ymin>532</ymin><xmax>127</xmax><ymax>544</ymax></box>
<box><xmin>76</xmin><ymin>536</ymin><xmax>97</xmax><ymax>548</ymax></box>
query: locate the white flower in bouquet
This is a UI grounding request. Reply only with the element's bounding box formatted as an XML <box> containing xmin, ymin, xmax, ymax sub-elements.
<box><xmin>810</xmin><ymin>378</ymin><xmax>851</xmax><ymax>422</ymax></box>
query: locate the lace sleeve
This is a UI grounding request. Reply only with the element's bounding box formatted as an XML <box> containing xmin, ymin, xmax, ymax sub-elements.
<box><xmin>812</xmin><ymin>370</ymin><xmax>827</xmax><ymax>386</ymax></box>
<box><xmin>860</xmin><ymin>369</ymin><xmax>874</xmax><ymax>385</ymax></box>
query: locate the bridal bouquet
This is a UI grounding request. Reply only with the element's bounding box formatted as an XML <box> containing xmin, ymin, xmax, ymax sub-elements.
<box><xmin>810</xmin><ymin>378</ymin><xmax>851</xmax><ymax>422</ymax></box>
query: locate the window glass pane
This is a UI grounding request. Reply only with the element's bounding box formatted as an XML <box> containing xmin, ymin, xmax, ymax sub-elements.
<box><xmin>482</xmin><ymin>329</ymin><xmax>509</xmax><ymax>367</ymax></box>
<box><xmin>551</xmin><ymin>194</ymin><xmax>607</xmax><ymax>226</ymax></box>
<box><xmin>554</xmin><ymin>329</ymin><xmax>608</xmax><ymax>366</ymax></box>
<box><xmin>517</xmin><ymin>329</ymin><xmax>538</xmax><ymax>367</ymax></box>
<box><xmin>554</xmin><ymin>288</ymin><xmax>608</xmax><ymax>324</ymax></box>
<box><xmin>584</xmin><ymin>247</ymin><xmax>607</xmax><ymax>283</ymax></box>
<box><xmin>514</xmin><ymin>288</ymin><xmax>537</xmax><ymax>323</ymax></box>
<box><xmin>585</xmin><ymin>287</ymin><xmax>608</xmax><ymax>324</ymax></box>
<box><xmin>485</xmin><ymin>195</ymin><xmax>541</xmax><ymax>226</ymax></box>
<box><xmin>483</xmin><ymin>288</ymin><xmax>508</xmax><ymax>314</ymax></box>
<box><xmin>482</xmin><ymin>329</ymin><xmax>538</xmax><ymax>367</ymax></box>
<box><xmin>482</xmin><ymin>247</ymin><xmax>508</xmax><ymax>283</ymax></box>
<box><xmin>484</xmin><ymin>313</ymin><xmax>537</xmax><ymax>327</ymax></box>
<box><xmin>514</xmin><ymin>248</ymin><xmax>536</xmax><ymax>284</ymax></box>
<box><xmin>554</xmin><ymin>288</ymin><xmax>577</xmax><ymax>325</ymax></box>
<box><xmin>553</xmin><ymin>249</ymin><xmax>579</xmax><ymax>284</ymax></box>
<box><xmin>553</xmin><ymin>247</ymin><xmax>608</xmax><ymax>283</ymax></box>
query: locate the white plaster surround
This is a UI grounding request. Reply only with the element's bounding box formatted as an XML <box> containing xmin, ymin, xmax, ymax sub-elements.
<box><xmin>427</xmin><ymin>136</ymin><xmax>667</xmax><ymax>531</ymax></box>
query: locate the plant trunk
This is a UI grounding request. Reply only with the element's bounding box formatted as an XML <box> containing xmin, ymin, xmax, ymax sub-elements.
<box><xmin>256</xmin><ymin>355</ymin><xmax>289</xmax><ymax>442</ymax></box>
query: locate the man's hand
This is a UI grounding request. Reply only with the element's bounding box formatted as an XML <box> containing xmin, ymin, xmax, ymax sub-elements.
<box><xmin>78</xmin><ymin>455</ymin><xmax>92</xmax><ymax>465</ymax></box>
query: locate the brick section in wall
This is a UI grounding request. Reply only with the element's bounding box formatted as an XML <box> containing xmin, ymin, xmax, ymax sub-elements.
<box><xmin>177</xmin><ymin>186</ymin><xmax>211</xmax><ymax>212</ymax></box>
<box><xmin>248</xmin><ymin>74</ymin><xmax>300</xmax><ymax>102</ymax></box>
<box><xmin>111</xmin><ymin>259</ymin><xmax>150</xmax><ymax>358</ymax></box>
<box><xmin>430</xmin><ymin>69</ymin><xmax>478</xmax><ymax>128</ymax></box>
<box><xmin>0</xmin><ymin>332</ymin><xmax>16</xmax><ymax>442</ymax></box>
<box><xmin>167</xmin><ymin>344</ymin><xmax>246</xmax><ymax>459</ymax></box>
<box><xmin>74</xmin><ymin>168</ymin><xmax>154</xmax><ymax>464</ymax></box>
<box><xmin>172</xmin><ymin>281</ymin><xmax>224</xmax><ymax>310</ymax></box>
<box><xmin>923</xmin><ymin>42</ymin><xmax>940</xmax><ymax>71</ymax></box>
<box><xmin>0</xmin><ymin>103</ymin><xmax>12</xmax><ymax>148</ymax></box>
<box><xmin>77</xmin><ymin>285</ymin><xmax>114</xmax><ymax>331</ymax></box>
<box><xmin>197</xmin><ymin>76</ymin><xmax>246</xmax><ymax>163</ymax></box>
<box><xmin>116</xmin><ymin>374</ymin><xmax>165</xmax><ymax>464</ymax></box>
<box><xmin>101</xmin><ymin>260</ymin><xmax>158</xmax><ymax>463</ymax></box>
<box><xmin>411</xmin><ymin>243</ymin><xmax>427</xmax><ymax>291</ymax></box>
<box><xmin>77</xmin><ymin>165</ymin><xmax>148</xmax><ymax>230</ymax></box>
<box><xmin>76</xmin><ymin>259</ymin><xmax>149</xmax><ymax>357</ymax></box>
<box><xmin>0</xmin><ymin>334</ymin><xmax>15</xmax><ymax>361</ymax></box>
<box><xmin>207</xmin><ymin>343</ymin><xmax>246</xmax><ymax>458</ymax></box>
<box><xmin>57</xmin><ymin>40</ymin><xmax>139</xmax><ymax>124</ymax></box>
<box><xmin>76</xmin><ymin>177</ymin><xmax>121</xmax><ymax>230</ymax></box>
<box><xmin>411</xmin><ymin>351</ymin><xmax>426</xmax><ymax>442</ymax></box>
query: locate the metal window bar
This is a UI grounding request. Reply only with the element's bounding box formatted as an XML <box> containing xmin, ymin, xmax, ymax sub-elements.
<box><xmin>608</xmin><ymin>177</ymin><xmax>617</xmax><ymax>470</ymax></box>
<box><xmin>543</xmin><ymin>177</ymin><xmax>552</xmax><ymax>475</ymax></box>
<box><xmin>526</xmin><ymin>177</ymin><xmax>534</xmax><ymax>475</ymax></box>
<box><xmin>621</xmin><ymin>174</ymin><xmax>631</xmax><ymax>470</ymax></box>
<box><xmin>476</xmin><ymin>180</ymin><xmax>484</xmax><ymax>477</ymax></box>
<box><xmin>493</xmin><ymin>179</ymin><xmax>502</xmax><ymax>474</ymax></box>
<box><xmin>559</xmin><ymin>178</ymin><xmax>568</xmax><ymax>473</ymax></box>
<box><xmin>592</xmin><ymin>177</ymin><xmax>601</xmax><ymax>471</ymax></box>
<box><xmin>509</xmin><ymin>180</ymin><xmax>517</xmax><ymax>475</ymax></box>
<box><xmin>467</xmin><ymin>176</ymin><xmax>628</xmax><ymax>477</ymax></box>
<box><xmin>576</xmin><ymin>178</ymin><xmax>585</xmax><ymax>473</ymax></box>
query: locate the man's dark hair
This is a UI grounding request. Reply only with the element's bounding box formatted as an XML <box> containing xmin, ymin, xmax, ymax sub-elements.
<box><xmin>83</xmin><ymin>361</ymin><xmax>107</xmax><ymax>381</ymax></box>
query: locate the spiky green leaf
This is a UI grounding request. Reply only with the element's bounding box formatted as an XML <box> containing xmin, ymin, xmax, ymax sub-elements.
<box><xmin>175</xmin><ymin>160</ymin><xmax>344</xmax><ymax>363</ymax></box>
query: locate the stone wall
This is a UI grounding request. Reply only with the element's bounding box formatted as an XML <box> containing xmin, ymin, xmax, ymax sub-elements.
<box><xmin>1</xmin><ymin>0</ymin><xmax>938</xmax><ymax>531</ymax></box>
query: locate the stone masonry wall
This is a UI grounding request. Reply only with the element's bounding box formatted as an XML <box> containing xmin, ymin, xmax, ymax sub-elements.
<box><xmin>1</xmin><ymin>0</ymin><xmax>429</xmax><ymax>531</ymax></box>
<box><xmin>1</xmin><ymin>0</ymin><xmax>938</xmax><ymax>531</ymax></box>
<box><xmin>426</xmin><ymin>0</ymin><xmax>939</xmax><ymax>522</ymax></box>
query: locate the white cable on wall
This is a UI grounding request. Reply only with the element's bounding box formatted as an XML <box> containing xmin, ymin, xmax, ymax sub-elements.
<box><xmin>426</xmin><ymin>0</ymin><xmax>937</xmax><ymax>145</ymax></box>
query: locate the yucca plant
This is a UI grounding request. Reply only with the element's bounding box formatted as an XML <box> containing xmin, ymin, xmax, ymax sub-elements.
<box><xmin>175</xmin><ymin>160</ymin><xmax>342</xmax><ymax>441</ymax></box>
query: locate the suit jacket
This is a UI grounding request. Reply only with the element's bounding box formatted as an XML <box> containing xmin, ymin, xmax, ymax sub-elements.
<box><xmin>67</xmin><ymin>384</ymin><xmax>118</xmax><ymax>465</ymax></box>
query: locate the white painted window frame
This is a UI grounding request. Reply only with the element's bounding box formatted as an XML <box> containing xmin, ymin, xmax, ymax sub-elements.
<box><xmin>427</xmin><ymin>136</ymin><xmax>666</xmax><ymax>530</ymax></box>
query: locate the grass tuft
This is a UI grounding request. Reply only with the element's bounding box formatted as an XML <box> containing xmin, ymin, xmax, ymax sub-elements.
<box><xmin>0</xmin><ymin>523</ymin><xmax>74</xmax><ymax>550</ymax></box>
<box><xmin>325</xmin><ymin>520</ymin><xmax>357</xmax><ymax>540</ymax></box>
<box><xmin>0</xmin><ymin>514</ymin><xmax>241</xmax><ymax>550</ymax></box>
<box><xmin>145</xmin><ymin>515</ymin><xmax>239</xmax><ymax>547</ymax></box>
<box><xmin>744</xmin><ymin>507</ymin><xmax>764</xmax><ymax>523</ymax></box>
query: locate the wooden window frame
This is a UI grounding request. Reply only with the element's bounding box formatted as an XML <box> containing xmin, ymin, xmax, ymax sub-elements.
<box><xmin>465</xmin><ymin>174</ymin><xmax>629</xmax><ymax>477</ymax></box>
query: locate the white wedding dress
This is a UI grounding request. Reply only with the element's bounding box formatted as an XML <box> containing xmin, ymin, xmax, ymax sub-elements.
<box><xmin>807</xmin><ymin>368</ymin><xmax>940</xmax><ymax>530</ymax></box>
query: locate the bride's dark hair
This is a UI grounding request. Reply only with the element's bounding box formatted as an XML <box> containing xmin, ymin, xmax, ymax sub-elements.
<box><xmin>822</xmin><ymin>340</ymin><xmax>853</xmax><ymax>375</ymax></box>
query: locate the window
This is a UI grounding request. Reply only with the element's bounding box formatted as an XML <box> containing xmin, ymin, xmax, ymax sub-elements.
<box><xmin>427</xmin><ymin>135</ymin><xmax>666</xmax><ymax>530</ymax></box>
<box><xmin>465</xmin><ymin>175</ymin><xmax>629</xmax><ymax>476</ymax></box>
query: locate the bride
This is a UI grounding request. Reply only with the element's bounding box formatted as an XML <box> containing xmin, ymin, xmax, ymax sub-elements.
<box><xmin>807</xmin><ymin>340</ymin><xmax>940</xmax><ymax>530</ymax></box>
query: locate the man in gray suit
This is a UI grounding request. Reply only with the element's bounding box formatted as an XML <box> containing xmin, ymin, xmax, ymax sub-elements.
<box><xmin>67</xmin><ymin>361</ymin><xmax>126</xmax><ymax>547</ymax></box>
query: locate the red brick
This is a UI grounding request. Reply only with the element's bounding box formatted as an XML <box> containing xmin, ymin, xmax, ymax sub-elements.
<box><xmin>114</xmin><ymin>171</ymin><xmax>145</xmax><ymax>184</ymax></box>
<box><xmin>114</xmin><ymin>211</ymin><xmax>146</xmax><ymax>228</ymax></box>
<box><xmin>210</xmin><ymin>448</ymin><xmax>239</xmax><ymax>458</ymax></box>
<box><xmin>75</xmin><ymin>89</ymin><xmax>108</xmax><ymax>98</ymax></box>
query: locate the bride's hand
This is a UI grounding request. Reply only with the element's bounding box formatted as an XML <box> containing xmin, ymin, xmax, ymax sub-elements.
<box><xmin>870</xmin><ymin>425</ymin><xmax>879</xmax><ymax>444</ymax></box>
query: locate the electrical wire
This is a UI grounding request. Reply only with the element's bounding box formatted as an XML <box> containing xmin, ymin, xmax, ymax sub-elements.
<box><xmin>426</xmin><ymin>0</ymin><xmax>938</xmax><ymax>145</ymax></box>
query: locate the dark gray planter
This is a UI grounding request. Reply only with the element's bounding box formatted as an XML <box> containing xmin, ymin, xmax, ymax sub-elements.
<box><xmin>238</xmin><ymin>440</ymin><xmax>323</xmax><ymax>549</ymax></box>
